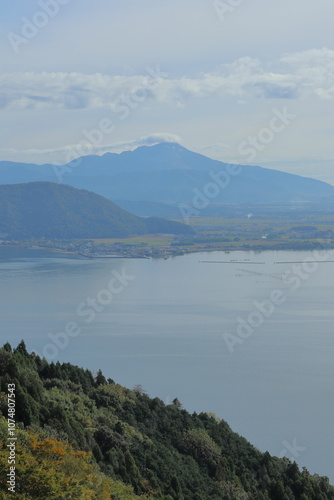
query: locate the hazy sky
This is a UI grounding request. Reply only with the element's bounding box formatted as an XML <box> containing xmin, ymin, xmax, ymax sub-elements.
<box><xmin>1</xmin><ymin>0</ymin><xmax>334</xmax><ymax>183</ymax></box>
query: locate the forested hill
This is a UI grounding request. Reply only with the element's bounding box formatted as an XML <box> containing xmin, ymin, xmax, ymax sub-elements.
<box><xmin>0</xmin><ymin>182</ymin><xmax>193</xmax><ymax>239</ymax></box>
<box><xmin>2</xmin><ymin>144</ymin><xmax>334</xmax><ymax>211</ymax></box>
<box><xmin>0</xmin><ymin>343</ymin><xmax>333</xmax><ymax>499</ymax></box>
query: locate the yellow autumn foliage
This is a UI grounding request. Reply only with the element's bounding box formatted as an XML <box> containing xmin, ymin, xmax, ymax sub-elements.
<box><xmin>0</xmin><ymin>423</ymin><xmax>151</xmax><ymax>500</ymax></box>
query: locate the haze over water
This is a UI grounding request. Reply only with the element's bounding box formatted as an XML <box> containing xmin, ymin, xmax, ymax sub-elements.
<box><xmin>1</xmin><ymin>247</ymin><xmax>333</xmax><ymax>482</ymax></box>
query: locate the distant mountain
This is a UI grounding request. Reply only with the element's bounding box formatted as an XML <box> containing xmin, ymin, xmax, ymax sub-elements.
<box><xmin>0</xmin><ymin>182</ymin><xmax>193</xmax><ymax>239</ymax></box>
<box><xmin>1</xmin><ymin>143</ymin><xmax>334</xmax><ymax>216</ymax></box>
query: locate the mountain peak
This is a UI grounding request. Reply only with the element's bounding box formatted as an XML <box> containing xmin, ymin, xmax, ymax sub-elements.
<box><xmin>1</xmin><ymin>145</ymin><xmax>334</xmax><ymax>214</ymax></box>
<box><xmin>150</xmin><ymin>141</ymin><xmax>185</xmax><ymax>149</ymax></box>
<box><xmin>129</xmin><ymin>141</ymin><xmax>186</xmax><ymax>154</ymax></box>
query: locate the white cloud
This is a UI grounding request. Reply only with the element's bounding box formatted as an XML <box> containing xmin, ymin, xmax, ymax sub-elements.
<box><xmin>2</xmin><ymin>48</ymin><xmax>334</xmax><ymax>112</ymax></box>
<box><xmin>0</xmin><ymin>133</ymin><xmax>183</xmax><ymax>163</ymax></box>
<box><xmin>280</xmin><ymin>47</ymin><xmax>334</xmax><ymax>68</ymax></box>
<box><xmin>128</xmin><ymin>133</ymin><xmax>183</xmax><ymax>148</ymax></box>
<box><xmin>71</xmin><ymin>132</ymin><xmax>183</xmax><ymax>155</ymax></box>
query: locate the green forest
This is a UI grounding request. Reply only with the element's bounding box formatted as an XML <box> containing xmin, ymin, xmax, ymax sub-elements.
<box><xmin>0</xmin><ymin>342</ymin><xmax>333</xmax><ymax>499</ymax></box>
<box><xmin>0</xmin><ymin>182</ymin><xmax>193</xmax><ymax>240</ymax></box>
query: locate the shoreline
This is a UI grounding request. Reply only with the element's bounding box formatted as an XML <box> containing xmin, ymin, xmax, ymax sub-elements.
<box><xmin>2</xmin><ymin>241</ymin><xmax>334</xmax><ymax>259</ymax></box>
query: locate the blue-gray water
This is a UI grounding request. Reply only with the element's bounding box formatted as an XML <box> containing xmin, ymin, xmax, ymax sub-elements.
<box><xmin>0</xmin><ymin>246</ymin><xmax>333</xmax><ymax>481</ymax></box>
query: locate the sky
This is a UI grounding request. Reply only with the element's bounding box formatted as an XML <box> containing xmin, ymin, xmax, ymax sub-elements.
<box><xmin>1</xmin><ymin>0</ymin><xmax>334</xmax><ymax>183</ymax></box>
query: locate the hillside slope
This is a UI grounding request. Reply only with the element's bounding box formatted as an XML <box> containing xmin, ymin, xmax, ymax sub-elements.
<box><xmin>1</xmin><ymin>144</ymin><xmax>334</xmax><ymax>215</ymax></box>
<box><xmin>0</xmin><ymin>342</ymin><xmax>333</xmax><ymax>499</ymax></box>
<box><xmin>0</xmin><ymin>182</ymin><xmax>192</xmax><ymax>239</ymax></box>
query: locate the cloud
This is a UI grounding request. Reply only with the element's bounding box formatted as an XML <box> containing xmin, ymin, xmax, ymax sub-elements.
<box><xmin>75</xmin><ymin>133</ymin><xmax>183</xmax><ymax>155</ymax></box>
<box><xmin>1</xmin><ymin>48</ymin><xmax>334</xmax><ymax>112</ymax></box>
<box><xmin>0</xmin><ymin>133</ymin><xmax>183</xmax><ymax>163</ymax></box>
<box><xmin>129</xmin><ymin>133</ymin><xmax>183</xmax><ymax>147</ymax></box>
<box><xmin>280</xmin><ymin>47</ymin><xmax>334</xmax><ymax>68</ymax></box>
<box><xmin>0</xmin><ymin>48</ymin><xmax>334</xmax><ymax>109</ymax></box>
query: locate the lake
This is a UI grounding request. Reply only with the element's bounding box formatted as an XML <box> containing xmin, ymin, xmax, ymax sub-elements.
<box><xmin>0</xmin><ymin>246</ymin><xmax>333</xmax><ymax>482</ymax></box>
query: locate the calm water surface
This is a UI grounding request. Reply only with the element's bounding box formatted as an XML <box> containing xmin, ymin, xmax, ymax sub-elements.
<box><xmin>0</xmin><ymin>246</ymin><xmax>333</xmax><ymax>481</ymax></box>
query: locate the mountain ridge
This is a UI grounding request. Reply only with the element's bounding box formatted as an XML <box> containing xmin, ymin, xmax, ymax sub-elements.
<box><xmin>1</xmin><ymin>143</ymin><xmax>334</xmax><ymax>216</ymax></box>
<box><xmin>1</xmin><ymin>341</ymin><xmax>333</xmax><ymax>499</ymax></box>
